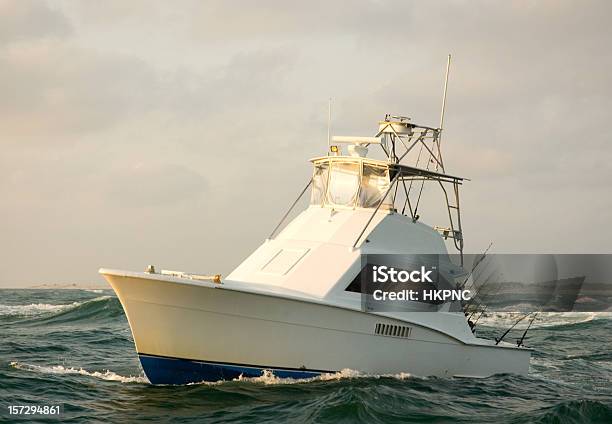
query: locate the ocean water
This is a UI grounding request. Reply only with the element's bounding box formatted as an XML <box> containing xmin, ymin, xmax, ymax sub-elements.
<box><xmin>1</xmin><ymin>289</ymin><xmax>611</xmax><ymax>423</ymax></box>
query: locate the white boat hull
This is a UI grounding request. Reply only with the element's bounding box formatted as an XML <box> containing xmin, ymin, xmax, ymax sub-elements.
<box><xmin>103</xmin><ymin>271</ymin><xmax>531</xmax><ymax>384</ymax></box>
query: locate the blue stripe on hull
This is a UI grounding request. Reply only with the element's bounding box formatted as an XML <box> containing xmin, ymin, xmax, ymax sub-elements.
<box><xmin>138</xmin><ymin>354</ymin><xmax>325</xmax><ymax>385</ymax></box>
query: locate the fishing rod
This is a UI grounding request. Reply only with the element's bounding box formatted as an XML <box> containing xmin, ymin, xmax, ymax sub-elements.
<box><xmin>471</xmin><ymin>307</ymin><xmax>487</xmax><ymax>326</ymax></box>
<box><xmin>466</xmin><ymin>273</ymin><xmax>494</xmax><ymax>319</ymax></box>
<box><xmin>470</xmin><ymin>273</ymin><xmax>507</xmax><ymax>327</ymax></box>
<box><xmin>471</xmin><ymin>285</ymin><xmax>503</xmax><ymax>325</ymax></box>
<box><xmin>458</xmin><ymin>242</ymin><xmax>493</xmax><ymax>291</ymax></box>
<box><xmin>464</xmin><ymin>253</ymin><xmax>499</xmax><ymax>307</ymax></box>
<box><xmin>464</xmin><ymin>271</ymin><xmax>502</xmax><ymax>333</ymax></box>
<box><xmin>468</xmin><ymin>297</ymin><xmax>491</xmax><ymax>326</ymax></box>
<box><xmin>495</xmin><ymin>312</ymin><xmax>536</xmax><ymax>345</ymax></box>
<box><xmin>464</xmin><ymin>268</ymin><xmax>499</xmax><ymax>317</ymax></box>
<box><xmin>458</xmin><ymin>246</ymin><xmax>491</xmax><ymax>323</ymax></box>
<box><xmin>516</xmin><ymin>312</ymin><xmax>539</xmax><ymax>347</ymax></box>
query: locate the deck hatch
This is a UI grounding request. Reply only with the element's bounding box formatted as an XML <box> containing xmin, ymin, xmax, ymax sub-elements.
<box><xmin>260</xmin><ymin>248</ymin><xmax>310</xmax><ymax>276</ymax></box>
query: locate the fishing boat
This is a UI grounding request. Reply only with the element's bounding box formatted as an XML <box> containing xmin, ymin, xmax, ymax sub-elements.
<box><xmin>100</xmin><ymin>60</ymin><xmax>532</xmax><ymax>384</ymax></box>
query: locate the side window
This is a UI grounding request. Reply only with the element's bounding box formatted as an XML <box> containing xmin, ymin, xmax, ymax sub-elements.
<box><xmin>360</xmin><ymin>164</ymin><xmax>391</xmax><ymax>208</ymax></box>
<box><xmin>310</xmin><ymin>163</ymin><xmax>329</xmax><ymax>205</ymax></box>
<box><xmin>345</xmin><ymin>263</ymin><xmax>445</xmax><ymax>305</ymax></box>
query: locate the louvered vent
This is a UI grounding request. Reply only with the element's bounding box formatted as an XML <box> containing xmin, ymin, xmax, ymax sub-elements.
<box><xmin>375</xmin><ymin>323</ymin><xmax>412</xmax><ymax>338</ymax></box>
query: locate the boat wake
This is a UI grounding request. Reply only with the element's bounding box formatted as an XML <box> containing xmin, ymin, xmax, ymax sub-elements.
<box><xmin>9</xmin><ymin>360</ymin><xmax>416</xmax><ymax>387</ymax></box>
<box><xmin>9</xmin><ymin>361</ymin><xmax>148</xmax><ymax>384</ymax></box>
<box><xmin>234</xmin><ymin>368</ymin><xmax>364</xmax><ymax>385</ymax></box>
<box><xmin>186</xmin><ymin>368</ymin><xmax>420</xmax><ymax>387</ymax></box>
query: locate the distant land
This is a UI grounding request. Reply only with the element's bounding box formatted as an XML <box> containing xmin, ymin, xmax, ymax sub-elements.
<box><xmin>22</xmin><ymin>282</ymin><xmax>111</xmax><ymax>290</ymax></box>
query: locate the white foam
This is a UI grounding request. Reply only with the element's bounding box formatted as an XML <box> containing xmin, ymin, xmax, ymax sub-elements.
<box><xmin>11</xmin><ymin>361</ymin><xmax>418</xmax><ymax>387</ymax></box>
<box><xmin>221</xmin><ymin>368</ymin><xmax>417</xmax><ymax>386</ymax></box>
<box><xmin>231</xmin><ymin>368</ymin><xmax>350</xmax><ymax>385</ymax></box>
<box><xmin>9</xmin><ymin>361</ymin><xmax>148</xmax><ymax>384</ymax></box>
<box><xmin>0</xmin><ymin>302</ymin><xmax>81</xmax><ymax>317</ymax></box>
<box><xmin>390</xmin><ymin>372</ymin><xmax>415</xmax><ymax>380</ymax></box>
<box><xmin>475</xmin><ymin>311</ymin><xmax>607</xmax><ymax>329</ymax></box>
<box><xmin>0</xmin><ymin>296</ymin><xmax>111</xmax><ymax>317</ymax></box>
<box><xmin>186</xmin><ymin>368</ymin><xmax>365</xmax><ymax>386</ymax></box>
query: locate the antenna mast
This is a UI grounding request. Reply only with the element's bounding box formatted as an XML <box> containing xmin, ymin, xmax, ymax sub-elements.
<box><xmin>436</xmin><ymin>54</ymin><xmax>451</xmax><ymax>171</ymax></box>
<box><xmin>327</xmin><ymin>98</ymin><xmax>332</xmax><ymax>147</ymax></box>
<box><xmin>439</xmin><ymin>54</ymin><xmax>451</xmax><ymax>132</ymax></box>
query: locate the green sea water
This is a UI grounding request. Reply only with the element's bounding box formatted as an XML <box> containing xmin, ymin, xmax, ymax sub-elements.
<box><xmin>1</xmin><ymin>289</ymin><xmax>611</xmax><ymax>423</ymax></box>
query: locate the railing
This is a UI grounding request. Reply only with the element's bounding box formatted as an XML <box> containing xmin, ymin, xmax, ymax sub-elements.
<box><xmin>268</xmin><ymin>179</ymin><xmax>313</xmax><ymax>239</ymax></box>
<box><xmin>158</xmin><ymin>269</ymin><xmax>222</xmax><ymax>284</ymax></box>
<box><xmin>352</xmin><ymin>174</ymin><xmax>400</xmax><ymax>248</ymax></box>
<box><xmin>351</xmin><ymin>170</ymin><xmax>464</xmax><ymax>266</ymax></box>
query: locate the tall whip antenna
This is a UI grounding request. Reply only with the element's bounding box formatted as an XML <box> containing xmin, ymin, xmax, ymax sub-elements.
<box><xmin>327</xmin><ymin>97</ymin><xmax>332</xmax><ymax>147</ymax></box>
<box><xmin>439</xmin><ymin>54</ymin><xmax>451</xmax><ymax>132</ymax></box>
<box><xmin>435</xmin><ymin>54</ymin><xmax>451</xmax><ymax>171</ymax></box>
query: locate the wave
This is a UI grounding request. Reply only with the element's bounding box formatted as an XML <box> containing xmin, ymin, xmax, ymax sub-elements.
<box><xmin>475</xmin><ymin>311</ymin><xmax>611</xmax><ymax>329</ymax></box>
<box><xmin>0</xmin><ymin>301</ymin><xmax>83</xmax><ymax>317</ymax></box>
<box><xmin>9</xmin><ymin>361</ymin><xmax>148</xmax><ymax>384</ymax></box>
<box><xmin>526</xmin><ymin>399</ymin><xmax>612</xmax><ymax>423</ymax></box>
<box><xmin>3</xmin><ymin>296</ymin><xmax>125</xmax><ymax>325</ymax></box>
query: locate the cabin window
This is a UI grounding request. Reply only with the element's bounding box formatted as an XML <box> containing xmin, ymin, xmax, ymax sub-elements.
<box><xmin>310</xmin><ymin>159</ymin><xmax>392</xmax><ymax>209</ymax></box>
<box><xmin>326</xmin><ymin>161</ymin><xmax>360</xmax><ymax>207</ymax></box>
<box><xmin>311</xmin><ymin>162</ymin><xmax>329</xmax><ymax>205</ymax></box>
<box><xmin>360</xmin><ymin>164</ymin><xmax>391</xmax><ymax>208</ymax></box>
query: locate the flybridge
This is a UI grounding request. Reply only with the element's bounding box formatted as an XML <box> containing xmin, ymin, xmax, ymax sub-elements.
<box><xmin>329</xmin><ymin>115</ymin><xmax>466</xmax><ymax>260</ymax></box>
<box><xmin>269</xmin><ymin>57</ymin><xmax>466</xmax><ymax>261</ymax></box>
<box><xmin>270</xmin><ymin>114</ymin><xmax>467</xmax><ymax>263</ymax></box>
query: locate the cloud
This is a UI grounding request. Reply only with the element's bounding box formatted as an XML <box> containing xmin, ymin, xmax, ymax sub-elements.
<box><xmin>104</xmin><ymin>163</ymin><xmax>208</xmax><ymax>207</ymax></box>
<box><xmin>0</xmin><ymin>0</ymin><xmax>71</xmax><ymax>45</ymax></box>
<box><xmin>0</xmin><ymin>41</ymin><xmax>160</xmax><ymax>139</ymax></box>
<box><xmin>1</xmin><ymin>0</ymin><xmax>612</xmax><ymax>286</ymax></box>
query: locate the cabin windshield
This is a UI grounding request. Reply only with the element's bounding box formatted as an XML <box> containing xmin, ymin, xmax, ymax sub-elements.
<box><xmin>311</xmin><ymin>158</ymin><xmax>392</xmax><ymax>209</ymax></box>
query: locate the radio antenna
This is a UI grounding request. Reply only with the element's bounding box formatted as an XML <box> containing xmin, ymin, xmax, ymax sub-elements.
<box><xmin>439</xmin><ymin>54</ymin><xmax>451</xmax><ymax>132</ymax></box>
<box><xmin>327</xmin><ymin>97</ymin><xmax>332</xmax><ymax>147</ymax></box>
<box><xmin>435</xmin><ymin>54</ymin><xmax>451</xmax><ymax>172</ymax></box>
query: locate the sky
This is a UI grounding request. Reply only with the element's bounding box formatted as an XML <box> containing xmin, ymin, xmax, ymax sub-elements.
<box><xmin>1</xmin><ymin>0</ymin><xmax>611</xmax><ymax>287</ymax></box>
